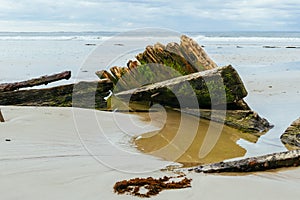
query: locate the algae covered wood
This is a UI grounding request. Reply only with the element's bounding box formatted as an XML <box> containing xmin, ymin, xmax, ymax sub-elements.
<box><xmin>96</xmin><ymin>35</ymin><xmax>219</xmax><ymax>86</ymax></box>
<box><xmin>136</xmin><ymin>35</ymin><xmax>218</xmax><ymax>73</ymax></box>
<box><xmin>96</xmin><ymin>35</ymin><xmax>248</xmax><ymax>110</ymax></box>
<box><xmin>189</xmin><ymin>149</ymin><xmax>300</xmax><ymax>173</ymax></box>
<box><xmin>281</xmin><ymin>118</ymin><xmax>300</xmax><ymax>148</ymax></box>
<box><xmin>0</xmin><ymin>80</ymin><xmax>113</xmax><ymax>109</ymax></box>
<box><xmin>115</xmin><ymin>65</ymin><xmax>248</xmax><ymax>109</ymax></box>
<box><xmin>178</xmin><ymin>108</ymin><xmax>272</xmax><ymax>134</ymax></box>
<box><xmin>0</xmin><ymin>71</ymin><xmax>71</xmax><ymax>92</ymax></box>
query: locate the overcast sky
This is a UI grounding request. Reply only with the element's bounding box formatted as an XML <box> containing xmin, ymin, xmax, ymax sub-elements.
<box><xmin>0</xmin><ymin>0</ymin><xmax>299</xmax><ymax>32</ymax></box>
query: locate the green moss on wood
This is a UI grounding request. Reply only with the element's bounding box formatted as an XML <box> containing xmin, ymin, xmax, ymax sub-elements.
<box><xmin>0</xmin><ymin>81</ymin><xmax>113</xmax><ymax>109</ymax></box>
<box><xmin>281</xmin><ymin>118</ymin><xmax>300</xmax><ymax>148</ymax></box>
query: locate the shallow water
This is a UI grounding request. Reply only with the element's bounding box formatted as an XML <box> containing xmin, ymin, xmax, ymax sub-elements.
<box><xmin>134</xmin><ymin>110</ymin><xmax>260</xmax><ymax>167</ymax></box>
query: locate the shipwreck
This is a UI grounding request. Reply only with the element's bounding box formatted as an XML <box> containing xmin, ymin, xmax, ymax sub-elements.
<box><xmin>0</xmin><ymin>35</ymin><xmax>299</xmax><ymax>172</ymax></box>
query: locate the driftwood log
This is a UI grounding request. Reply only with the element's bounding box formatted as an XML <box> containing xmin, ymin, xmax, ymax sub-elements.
<box><xmin>188</xmin><ymin>149</ymin><xmax>300</xmax><ymax>173</ymax></box>
<box><xmin>0</xmin><ymin>71</ymin><xmax>71</xmax><ymax>92</ymax></box>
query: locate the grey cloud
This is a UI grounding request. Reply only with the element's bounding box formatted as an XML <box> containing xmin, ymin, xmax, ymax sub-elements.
<box><xmin>0</xmin><ymin>0</ymin><xmax>299</xmax><ymax>31</ymax></box>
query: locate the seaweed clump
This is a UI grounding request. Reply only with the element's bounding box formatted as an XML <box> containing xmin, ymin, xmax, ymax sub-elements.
<box><xmin>113</xmin><ymin>175</ymin><xmax>192</xmax><ymax>198</ymax></box>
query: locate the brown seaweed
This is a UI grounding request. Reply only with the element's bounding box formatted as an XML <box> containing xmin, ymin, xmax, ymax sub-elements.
<box><xmin>113</xmin><ymin>175</ymin><xmax>192</xmax><ymax>198</ymax></box>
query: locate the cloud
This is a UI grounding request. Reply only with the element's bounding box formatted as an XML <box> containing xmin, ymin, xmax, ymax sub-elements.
<box><xmin>0</xmin><ymin>0</ymin><xmax>299</xmax><ymax>31</ymax></box>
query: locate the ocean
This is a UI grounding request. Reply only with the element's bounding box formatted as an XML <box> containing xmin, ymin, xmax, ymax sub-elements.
<box><xmin>0</xmin><ymin>31</ymin><xmax>298</xmax><ymax>83</ymax></box>
<box><xmin>0</xmin><ymin>31</ymin><xmax>299</xmax><ymax>83</ymax></box>
<box><xmin>1</xmin><ymin>31</ymin><xmax>300</xmax><ymax>43</ymax></box>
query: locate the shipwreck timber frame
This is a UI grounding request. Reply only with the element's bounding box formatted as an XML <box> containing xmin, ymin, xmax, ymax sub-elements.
<box><xmin>1</xmin><ymin>34</ymin><xmax>295</xmax><ymax>173</ymax></box>
<box><xmin>115</xmin><ymin>65</ymin><xmax>249</xmax><ymax>110</ymax></box>
<box><xmin>281</xmin><ymin>118</ymin><xmax>300</xmax><ymax>148</ymax></box>
<box><xmin>0</xmin><ymin>80</ymin><xmax>113</xmax><ymax>109</ymax></box>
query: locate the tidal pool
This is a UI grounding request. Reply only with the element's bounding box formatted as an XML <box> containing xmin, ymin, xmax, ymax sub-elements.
<box><xmin>134</xmin><ymin>110</ymin><xmax>259</xmax><ymax>167</ymax></box>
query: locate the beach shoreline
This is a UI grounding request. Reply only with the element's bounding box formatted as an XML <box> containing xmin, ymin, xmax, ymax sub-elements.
<box><xmin>1</xmin><ymin>32</ymin><xmax>300</xmax><ymax>199</ymax></box>
<box><xmin>0</xmin><ymin>106</ymin><xmax>300</xmax><ymax>199</ymax></box>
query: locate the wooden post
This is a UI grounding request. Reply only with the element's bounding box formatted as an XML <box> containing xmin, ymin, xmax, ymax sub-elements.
<box><xmin>0</xmin><ymin>109</ymin><xmax>4</xmax><ymax>122</ymax></box>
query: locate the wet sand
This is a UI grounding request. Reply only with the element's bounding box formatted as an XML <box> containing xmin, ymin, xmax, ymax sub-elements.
<box><xmin>1</xmin><ymin>106</ymin><xmax>300</xmax><ymax>200</ymax></box>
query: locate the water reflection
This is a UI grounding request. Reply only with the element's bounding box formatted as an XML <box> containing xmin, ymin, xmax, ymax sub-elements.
<box><xmin>135</xmin><ymin>110</ymin><xmax>260</xmax><ymax>167</ymax></box>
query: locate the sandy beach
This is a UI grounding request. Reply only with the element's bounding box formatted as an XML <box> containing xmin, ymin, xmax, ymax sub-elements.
<box><xmin>1</xmin><ymin>106</ymin><xmax>300</xmax><ymax>199</ymax></box>
<box><xmin>1</xmin><ymin>32</ymin><xmax>300</xmax><ymax>199</ymax></box>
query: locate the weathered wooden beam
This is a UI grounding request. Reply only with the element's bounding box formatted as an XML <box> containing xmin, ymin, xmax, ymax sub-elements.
<box><xmin>0</xmin><ymin>71</ymin><xmax>71</xmax><ymax>92</ymax></box>
<box><xmin>179</xmin><ymin>35</ymin><xmax>218</xmax><ymax>70</ymax></box>
<box><xmin>115</xmin><ymin>65</ymin><xmax>249</xmax><ymax>109</ymax></box>
<box><xmin>0</xmin><ymin>80</ymin><xmax>113</xmax><ymax>109</ymax></box>
<box><xmin>188</xmin><ymin>149</ymin><xmax>300</xmax><ymax>173</ymax></box>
